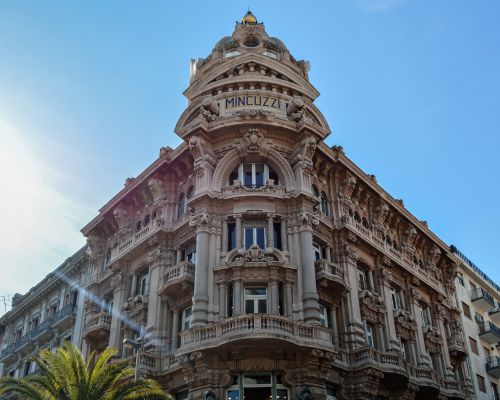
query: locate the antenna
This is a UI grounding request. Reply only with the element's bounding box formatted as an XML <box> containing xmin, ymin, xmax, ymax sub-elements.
<box><xmin>0</xmin><ymin>294</ymin><xmax>13</xmax><ymax>316</ymax></box>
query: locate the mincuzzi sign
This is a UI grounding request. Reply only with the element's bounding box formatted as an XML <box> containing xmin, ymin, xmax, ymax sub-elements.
<box><xmin>219</xmin><ymin>93</ymin><xmax>287</xmax><ymax>116</ymax></box>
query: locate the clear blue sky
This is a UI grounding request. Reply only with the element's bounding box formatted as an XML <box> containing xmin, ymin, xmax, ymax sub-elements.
<box><xmin>0</xmin><ymin>0</ymin><xmax>499</xmax><ymax>308</ymax></box>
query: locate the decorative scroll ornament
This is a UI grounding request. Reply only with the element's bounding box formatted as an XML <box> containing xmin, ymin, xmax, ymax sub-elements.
<box><xmin>296</xmin><ymin>210</ymin><xmax>320</xmax><ymax>227</ymax></box>
<box><xmin>287</xmin><ymin>96</ymin><xmax>305</xmax><ymax>122</ymax></box>
<box><xmin>234</xmin><ymin>108</ymin><xmax>272</xmax><ymax>119</ymax></box>
<box><xmin>189</xmin><ymin>211</ymin><xmax>211</xmax><ymax>228</ymax></box>
<box><xmin>200</xmin><ymin>96</ymin><xmax>219</xmax><ymax>122</ymax></box>
<box><xmin>243</xmin><ymin>128</ymin><xmax>263</xmax><ymax>153</ymax></box>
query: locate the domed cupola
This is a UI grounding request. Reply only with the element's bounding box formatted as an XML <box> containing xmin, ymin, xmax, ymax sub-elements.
<box><xmin>176</xmin><ymin>12</ymin><xmax>330</xmax><ymax>141</ymax></box>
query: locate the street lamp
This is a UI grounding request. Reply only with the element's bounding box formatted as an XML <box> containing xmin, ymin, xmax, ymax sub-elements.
<box><xmin>123</xmin><ymin>337</ymin><xmax>143</xmax><ymax>381</ymax></box>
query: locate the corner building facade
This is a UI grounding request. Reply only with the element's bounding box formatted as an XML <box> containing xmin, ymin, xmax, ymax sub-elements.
<box><xmin>80</xmin><ymin>14</ymin><xmax>472</xmax><ymax>400</ymax></box>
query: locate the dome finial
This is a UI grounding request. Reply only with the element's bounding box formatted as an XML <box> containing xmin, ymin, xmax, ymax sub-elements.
<box><xmin>241</xmin><ymin>10</ymin><xmax>258</xmax><ymax>25</ymax></box>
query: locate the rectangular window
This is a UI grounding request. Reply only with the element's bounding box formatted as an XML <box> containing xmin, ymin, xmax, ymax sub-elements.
<box><xmin>228</xmin><ymin>222</ymin><xmax>236</xmax><ymax>250</ymax></box>
<box><xmin>365</xmin><ymin>322</ymin><xmax>374</xmax><ymax>348</ymax></box>
<box><xmin>137</xmin><ymin>271</ymin><xmax>149</xmax><ymax>295</ymax></box>
<box><xmin>420</xmin><ymin>304</ymin><xmax>431</xmax><ymax>327</ymax></box>
<box><xmin>357</xmin><ymin>268</ymin><xmax>369</xmax><ymax>290</ymax></box>
<box><xmin>182</xmin><ymin>306</ymin><xmax>192</xmax><ymax>330</ymax></box>
<box><xmin>273</xmin><ymin>222</ymin><xmax>282</xmax><ymax>250</ymax></box>
<box><xmin>319</xmin><ymin>304</ymin><xmax>329</xmax><ymax>327</ymax></box>
<box><xmin>186</xmin><ymin>250</ymin><xmax>196</xmax><ymax>263</ymax></box>
<box><xmin>477</xmin><ymin>374</ymin><xmax>486</xmax><ymax>392</ymax></box>
<box><xmin>457</xmin><ymin>272</ymin><xmax>465</xmax><ymax>286</ymax></box>
<box><xmin>469</xmin><ymin>337</ymin><xmax>478</xmax><ymax>354</ymax></box>
<box><xmin>470</xmin><ymin>281</ymin><xmax>477</xmax><ymax>291</ymax></box>
<box><xmin>462</xmin><ymin>302</ymin><xmax>471</xmax><ymax>319</ymax></box>
<box><xmin>326</xmin><ymin>386</ymin><xmax>337</xmax><ymax>400</ymax></box>
<box><xmin>244</xmin><ymin>227</ymin><xmax>266</xmax><ymax>249</ymax></box>
<box><xmin>313</xmin><ymin>242</ymin><xmax>323</xmax><ymax>261</ymax></box>
<box><xmin>390</xmin><ymin>287</ymin><xmax>402</xmax><ymax>310</ymax></box>
<box><xmin>244</xmin><ymin>287</ymin><xmax>267</xmax><ymax>314</ymax></box>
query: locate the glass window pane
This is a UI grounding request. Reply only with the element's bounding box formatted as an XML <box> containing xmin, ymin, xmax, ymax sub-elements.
<box><xmin>256</xmin><ymin>227</ymin><xmax>266</xmax><ymax>249</ymax></box>
<box><xmin>243</xmin><ymin>374</ymin><xmax>271</xmax><ymax>385</ymax></box>
<box><xmin>243</xmin><ymin>164</ymin><xmax>253</xmax><ymax>186</ymax></box>
<box><xmin>258</xmin><ymin>299</ymin><xmax>267</xmax><ymax>313</ymax></box>
<box><xmin>245</xmin><ymin>299</ymin><xmax>254</xmax><ymax>314</ymax></box>
<box><xmin>227</xmin><ymin>390</ymin><xmax>240</xmax><ymax>400</ymax></box>
<box><xmin>245</xmin><ymin>228</ymin><xmax>253</xmax><ymax>249</ymax></box>
<box><xmin>269</xmin><ymin>168</ymin><xmax>279</xmax><ymax>184</ymax></box>
<box><xmin>245</xmin><ymin>288</ymin><xmax>267</xmax><ymax>296</ymax></box>
<box><xmin>277</xmin><ymin>389</ymin><xmax>288</xmax><ymax>400</ymax></box>
<box><xmin>254</xmin><ymin>164</ymin><xmax>264</xmax><ymax>187</ymax></box>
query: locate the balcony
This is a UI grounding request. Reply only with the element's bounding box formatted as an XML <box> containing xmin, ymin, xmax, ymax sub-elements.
<box><xmin>315</xmin><ymin>259</ymin><xmax>349</xmax><ymax>292</ymax></box>
<box><xmin>158</xmin><ymin>261</ymin><xmax>194</xmax><ymax>297</ymax></box>
<box><xmin>408</xmin><ymin>366</ymin><xmax>439</xmax><ymax>392</ymax></box>
<box><xmin>486</xmin><ymin>356</ymin><xmax>500</xmax><ymax>378</ymax></box>
<box><xmin>52</xmin><ymin>305</ymin><xmax>77</xmax><ymax>331</ymax></box>
<box><xmin>489</xmin><ymin>305</ymin><xmax>500</xmax><ymax>325</ymax></box>
<box><xmin>438</xmin><ymin>377</ymin><xmax>466</xmax><ymax>399</ymax></box>
<box><xmin>349</xmin><ymin>348</ymin><xmax>408</xmax><ymax>377</ymax></box>
<box><xmin>0</xmin><ymin>344</ymin><xmax>15</xmax><ymax>362</ymax></box>
<box><xmin>478</xmin><ymin>321</ymin><xmax>500</xmax><ymax>344</ymax></box>
<box><xmin>179</xmin><ymin>314</ymin><xmax>337</xmax><ymax>355</ymax></box>
<box><xmin>84</xmin><ymin>311</ymin><xmax>112</xmax><ymax>342</ymax></box>
<box><xmin>447</xmin><ymin>335</ymin><xmax>467</xmax><ymax>359</ymax></box>
<box><xmin>471</xmin><ymin>287</ymin><xmax>495</xmax><ymax>314</ymax></box>
<box><xmin>14</xmin><ymin>332</ymin><xmax>34</xmax><ymax>353</ymax></box>
<box><xmin>30</xmin><ymin>317</ymin><xmax>53</xmax><ymax>342</ymax></box>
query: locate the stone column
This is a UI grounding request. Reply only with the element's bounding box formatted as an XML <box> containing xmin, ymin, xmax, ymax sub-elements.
<box><xmin>435</xmin><ymin>304</ymin><xmax>454</xmax><ymax>376</ymax></box>
<box><xmin>176</xmin><ymin>248</ymin><xmax>182</xmax><ymax>265</ymax></box>
<box><xmin>267</xmin><ymin>213</ymin><xmax>275</xmax><ymax>248</ymax></box>
<box><xmin>233</xmin><ymin>279</ymin><xmax>242</xmax><ymax>315</ymax></box>
<box><xmin>130</xmin><ymin>274</ymin><xmax>138</xmax><ymax>297</ymax></box>
<box><xmin>218</xmin><ymin>282</ymin><xmax>226</xmax><ymax>320</ymax></box>
<box><xmin>222</xmin><ymin>219</ymin><xmax>228</xmax><ymax>253</ymax></box>
<box><xmin>285</xmin><ymin>280</ymin><xmax>293</xmax><ymax>317</ymax></box>
<box><xmin>108</xmin><ymin>271</ymin><xmax>126</xmax><ymax>349</ymax></box>
<box><xmin>270</xmin><ymin>280</ymin><xmax>279</xmax><ymax>314</ymax></box>
<box><xmin>146</xmin><ymin>252</ymin><xmax>164</xmax><ymax>338</ymax></box>
<box><xmin>377</xmin><ymin>325</ymin><xmax>386</xmax><ymax>352</ymax></box>
<box><xmin>330</xmin><ymin>306</ymin><xmax>339</xmax><ymax>345</ymax></box>
<box><xmin>367</xmin><ymin>270</ymin><xmax>375</xmax><ymax>291</ymax></box>
<box><xmin>71</xmin><ymin>289</ymin><xmax>86</xmax><ymax>348</ymax></box>
<box><xmin>280</xmin><ymin>220</ymin><xmax>288</xmax><ymax>252</ymax></box>
<box><xmin>171</xmin><ymin>309</ymin><xmax>179</xmax><ymax>349</ymax></box>
<box><xmin>298</xmin><ymin>212</ymin><xmax>320</xmax><ymax>324</ymax></box>
<box><xmin>190</xmin><ymin>212</ymin><xmax>211</xmax><ymax>327</ymax></box>
<box><xmin>325</xmin><ymin>246</ymin><xmax>331</xmax><ymax>262</ymax></box>
<box><xmin>378</xmin><ymin>261</ymin><xmax>400</xmax><ymax>352</ymax></box>
<box><xmin>408</xmin><ymin>281</ymin><xmax>431</xmax><ymax>367</ymax></box>
<box><xmin>234</xmin><ymin>214</ymin><xmax>242</xmax><ymax>249</ymax></box>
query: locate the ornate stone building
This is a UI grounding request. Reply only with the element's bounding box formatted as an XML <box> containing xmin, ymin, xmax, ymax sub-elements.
<box><xmin>2</xmin><ymin>11</ymin><xmax>498</xmax><ymax>400</ymax></box>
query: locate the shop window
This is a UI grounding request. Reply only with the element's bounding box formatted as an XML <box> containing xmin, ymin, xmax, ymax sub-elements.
<box><xmin>244</xmin><ymin>287</ymin><xmax>267</xmax><ymax>314</ymax></box>
<box><xmin>227</xmin><ymin>373</ymin><xmax>288</xmax><ymax>400</ymax></box>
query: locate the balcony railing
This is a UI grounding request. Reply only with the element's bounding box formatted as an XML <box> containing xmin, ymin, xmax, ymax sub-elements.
<box><xmin>84</xmin><ymin>311</ymin><xmax>112</xmax><ymax>341</ymax></box>
<box><xmin>51</xmin><ymin>304</ymin><xmax>77</xmax><ymax>328</ymax></box>
<box><xmin>110</xmin><ymin>220</ymin><xmax>163</xmax><ymax>263</ymax></box>
<box><xmin>164</xmin><ymin>261</ymin><xmax>195</xmax><ymax>284</ymax></box>
<box><xmin>471</xmin><ymin>287</ymin><xmax>495</xmax><ymax>313</ymax></box>
<box><xmin>478</xmin><ymin>321</ymin><xmax>500</xmax><ymax>344</ymax></box>
<box><xmin>0</xmin><ymin>344</ymin><xmax>15</xmax><ymax>360</ymax></box>
<box><xmin>489</xmin><ymin>305</ymin><xmax>500</xmax><ymax>325</ymax></box>
<box><xmin>30</xmin><ymin>318</ymin><xmax>53</xmax><ymax>339</ymax></box>
<box><xmin>486</xmin><ymin>356</ymin><xmax>500</xmax><ymax>378</ymax></box>
<box><xmin>349</xmin><ymin>348</ymin><xmax>408</xmax><ymax>375</ymax></box>
<box><xmin>179</xmin><ymin>314</ymin><xmax>336</xmax><ymax>354</ymax></box>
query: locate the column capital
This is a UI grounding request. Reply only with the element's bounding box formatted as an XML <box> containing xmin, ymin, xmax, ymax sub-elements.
<box><xmin>233</xmin><ymin>213</ymin><xmax>242</xmax><ymax>220</ymax></box>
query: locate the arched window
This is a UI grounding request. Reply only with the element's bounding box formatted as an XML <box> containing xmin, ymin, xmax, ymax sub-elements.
<box><xmin>229</xmin><ymin>163</ymin><xmax>279</xmax><ymax>187</ymax></box>
<box><xmin>177</xmin><ymin>194</ymin><xmax>186</xmax><ymax>219</ymax></box>
<box><xmin>320</xmin><ymin>192</ymin><xmax>329</xmax><ymax>216</ymax></box>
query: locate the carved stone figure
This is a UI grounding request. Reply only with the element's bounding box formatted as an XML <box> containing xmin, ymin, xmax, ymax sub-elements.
<box><xmin>112</xmin><ymin>204</ymin><xmax>130</xmax><ymax>229</ymax></box>
<box><xmin>287</xmin><ymin>96</ymin><xmax>305</xmax><ymax>122</ymax></box>
<box><xmin>200</xmin><ymin>96</ymin><xmax>219</xmax><ymax>122</ymax></box>
<box><xmin>147</xmin><ymin>177</ymin><xmax>165</xmax><ymax>202</ymax></box>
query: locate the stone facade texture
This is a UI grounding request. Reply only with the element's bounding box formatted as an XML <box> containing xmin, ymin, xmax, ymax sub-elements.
<box><xmin>1</xmin><ymin>12</ymin><xmax>499</xmax><ymax>400</ymax></box>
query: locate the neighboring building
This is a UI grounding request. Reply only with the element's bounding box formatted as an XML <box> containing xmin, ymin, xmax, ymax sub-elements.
<box><xmin>0</xmin><ymin>11</ymin><xmax>497</xmax><ymax>400</ymax></box>
<box><xmin>452</xmin><ymin>246</ymin><xmax>500</xmax><ymax>400</ymax></box>
<box><xmin>0</xmin><ymin>247</ymin><xmax>88</xmax><ymax>379</ymax></box>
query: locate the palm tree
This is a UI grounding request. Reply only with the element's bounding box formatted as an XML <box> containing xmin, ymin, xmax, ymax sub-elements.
<box><xmin>0</xmin><ymin>342</ymin><xmax>170</xmax><ymax>400</ymax></box>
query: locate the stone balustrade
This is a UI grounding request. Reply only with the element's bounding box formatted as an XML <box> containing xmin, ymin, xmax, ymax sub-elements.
<box><xmin>339</xmin><ymin>214</ymin><xmax>446</xmax><ymax>295</ymax></box>
<box><xmin>164</xmin><ymin>261</ymin><xmax>195</xmax><ymax>284</ymax></box>
<box><xmin>110</xmin><ymin>220</ymin><xmax>163</xmax><ymax>262</ymax></box>
<box><xmin>179</xmin><ymin>314</ymin><xmax>336</xmax><ymax>354</ymax></box>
